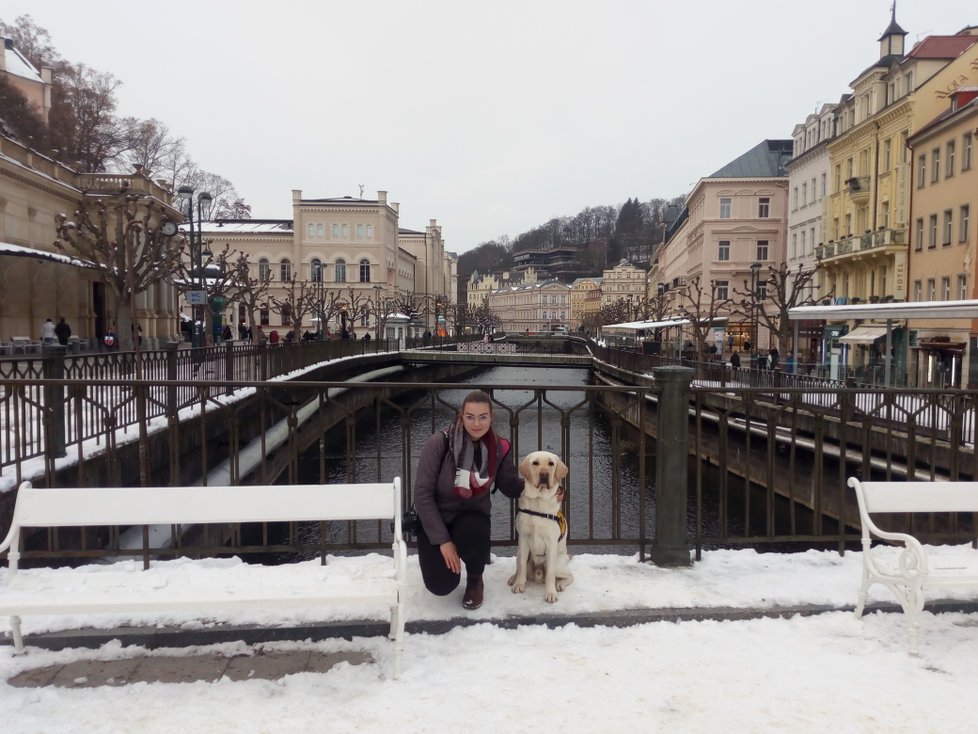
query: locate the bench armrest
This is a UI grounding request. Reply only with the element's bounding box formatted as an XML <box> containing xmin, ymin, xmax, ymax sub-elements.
<box><xmin>861</xmin><ymin>518</ymin><xmax>930</xmax><ymax>578</ymax></box>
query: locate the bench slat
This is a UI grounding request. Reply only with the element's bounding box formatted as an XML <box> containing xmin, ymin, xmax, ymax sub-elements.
<box><xmin>851</xmin><ymin>480</ymin><xmax>978</xmax><ymax>515</ymax></box>
<box><xmin>8</xmin><ymin>483</ymin><xmax>399</xmax><ymax>528</ymax></box>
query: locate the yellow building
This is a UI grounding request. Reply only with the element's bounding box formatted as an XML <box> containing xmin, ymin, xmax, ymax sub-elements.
<box><xmin>570</xmin><ymin>277</ymin><xmax>602</xmax><ymax>330</ymax></box>
<box><xmin>488</xmin><ymin>280</ymin><xmax>570</xmax><ymax>334</ymax></box>
<box><xmin>906</xmin><ymin>86</ymin><xmax>978</xmax><ymax>387</ymax></box>
<box><xmin>819</xmin><ymin>16</ymin><xmax>978</xmax><ymax>381</ymax></box>
<box><xmin>600</xmin><ymin>259</ymin><xmax>647</xmax><ymax>316</ymax></box>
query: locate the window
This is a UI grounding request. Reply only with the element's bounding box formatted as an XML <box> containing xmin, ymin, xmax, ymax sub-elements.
<box><xmin>962</xmin><ymin>205</ymin><xmax>971</xmax><ymax>243</ymax></box>
<box><xmin>357</xmin><ymin>224</ymin><xmax>364</xmax><ymax>239</ymax></box>
<box><xmin>958</xmin><ymin>275</ymin><xmax>968</xmax><ymax>300</ymax></box>
<box><xmin>757</xmin><ymin>280</ymin><xmax>768</xmax><ymax>300</ymax></box>
<box><xmin>281</xmin><ymin>304</ymin><xmax>292</xmax><ymax>325</ymax></box>
<box><xmin>931</xmin><ymin>148</ymin><xmax>941</xmax><ymax>182</ymax></box>
<box><xmin>258</xmin><ymin>258</ymin><xmax>270</xmax><ymax>282</ymax></box>
<box><xmin>846</xmin><ymin>157</ymin><xmax>854</xmax><ymax>179</ymax></box>
<box><xmin>810</xmin><ymin>178</ymin><xmax>816</xmax><ymax>203</ymax></box>
<box><xmin>915</xmin><ymin>218</ymin><xmax>924</xmax><ymax>251</ymax></box>
<box><xmin>715</xmin><ymin>280</ymin><xmax>729</xmax><ymax>300</ymax></box>
<box><xmin>913</xmin><ymin>280</ymin><xmax>922</xmax><ymax>302</ymax></box>
<box><xmin>280</xmin><ymin>259</ymin><xmax>292</xmax><ymax>282</ymax></box>
<box><xmin>719</xmin><ymin>198</ymin><xmax>731</xmax><ymax>218</ymax></box>
<box><xmin>881</xmin><ymin>201</ymin><xmax>890</xmax><ymax>228</ymax></box>
<box><xmin>791</xmin><ymin>233</ymin><xmax>797</xmax><ymax>259</ymax></box>
<box><xmin>335</xmin><ymin>259</ymin><xmax>346</xmax><ymax>283</ymax></box>
<box><xmin>366</xmin><ymin>224</ymin><xmax>374</xmax><ymax>238</ymax></box>
<box><xmin>834</xmin><ymin>164</ymin><xmax>842</xmax><ymax>193</ymax></box>
<box><xmin>844</xmin><ymin>213</ymin><xmax>851</xmax><ymax>236</ymax></box>
<box><xmin>820</xmin><ymin>173</ymin><xmax>827</xmax><ymax>198</ymax></box>
<box><xmin>929</xmin><ymin>215</ymin><xmax>938</xmax><ymax>248</ymax></box>
<box><xmin>927</xmin><ymin>279</ymin><xmax>936</xmax><ymax>301</ymax></box>
<box><xmin>916</xmin><ymin>154</ymin><xmax>926</xmax><ymax>188</ymax></box>
<box><xmin>882</xmin><ymin>139</ymin><xmax>891</xmax><ymax>171</ymax></box>
<box><xmin>833</xmin><ymin>217</ymin><xmax>840</xmax><ymax>240</ymax></box>
<box><xmin>942</xmin><ymin>277</ymin><xmax>951</xmax><ymax>301</ymax></box>
<box><xmin>259</xmin><ymin>306</ymin><xmax>269</xmax><ymax>326</ymax></box>
<box><xmin>332</xmin><ymin>223</ymin><xmax>339</xmax><ymax>238</ymax></box>
<box><xmin>341</xmin><ymin>224</ymin><xmax>349</xmax><ymax>239</ymax></box>
<box><xmin>800</xmin><ymin>230</ymin><xmax>806</xmax><ymax>255</ymax></box>
<box><xmin>964</xmin><ymin>133</ymin><xmax>974</xmax><ymax>171</ymax></box>
<box><xmin>801</xmin><ymin>184</ymin><xmax>807</xmax><ymax>207</ymax></box>
<box><xmin>359</xmin><ymin>258</ymin><xmax>371</xmax><ymax>283</ymax></box>
<box><xmin>306</xmin><ymin>223</ymin><xmax>314</xmax><ymax>238</ymax></box>
<box><xmin>311</xmin><ymin>258</ymin><xmax>323</xmax><ymax>282</ymax></box>
<box><xmin>904</xmin><ymin>71</ymin><xmax>913</xmax><ymax>95</ymax></box>
<box><xmin>756</xmin><ymin>240</ymin><xmax>769</xmax><ymax>260</ymax></box>
<box><xmin>809</xmin><ymin>227</ymin><xmax>815</xmax><ymax>254</ymax></box>
<box><xmin>947</xmin><ymin>141</ymin><xmax>956</xmax><ymax>177</ymax></box>
<box><xmin>943</xmin><ymin>210</ymin><xmax>953</xmax><ymax>245</ymax></box>
<box><xmin>758</xmin><ymin>197</ymin><xmax>770</xmax><ymax>218</ymax></box>
<box><xmin>792</xmin><ymin>188</ymin><xmax>798</xmax><ymax>210</ymax></box>
<box><xmin>717</xmin><ymin>240</ymin><xmax>730</xmax><ymax>261</ymax></box>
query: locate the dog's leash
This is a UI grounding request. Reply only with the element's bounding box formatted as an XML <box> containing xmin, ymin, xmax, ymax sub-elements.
<box><xmin>516</xmin><ymin>507</ymin><xmax>567</xmax><ymax>541</ymax></box>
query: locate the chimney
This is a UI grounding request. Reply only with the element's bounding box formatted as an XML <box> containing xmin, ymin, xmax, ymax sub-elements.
<box><xmin>292</xmin><ymin>189</ymin><xmax>302</xmax><ymax>203</ymax></box>
<box><xmin>392</xmin><ymin>202</ymin><xmax>399</xmax><ymax>214</ymax></box>
<box><xmin>378</xmin><ymin>190</ymin><xmax>388</xmax><ymax>206</ymax></box>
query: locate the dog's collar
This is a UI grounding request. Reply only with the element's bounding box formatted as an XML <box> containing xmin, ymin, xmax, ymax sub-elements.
<box><xmin>516</xmin><ymin>507</ymin><xmax>567</xmax><ymax>541</ymax></box>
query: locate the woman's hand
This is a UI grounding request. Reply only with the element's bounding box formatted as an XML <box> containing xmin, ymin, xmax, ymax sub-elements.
<box><xmin>440</xmin><ymin>541</ymin><xmax>461</xmax><ymax>574</ymax></box>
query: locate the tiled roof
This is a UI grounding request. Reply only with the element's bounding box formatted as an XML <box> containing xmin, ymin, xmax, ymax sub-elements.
<box><xmin>709</xmin><ymin>139</ymin><xmax>793</xmax><ymax>178</ymax></box>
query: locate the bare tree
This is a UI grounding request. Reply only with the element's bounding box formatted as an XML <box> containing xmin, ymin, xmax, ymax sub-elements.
<box><xmin>269</xmin><ymin>277</ymin><xmax>318</xmax><ymax>342</ymax></box>
<box><xmin>54</xmin><ymin>187</ymin><xmax>182</xmax><ymax>359</ymax></box>
<box><xmin>471</xmin><ymin>302</ymin><xmax>501</xmax><ymax>334</ymax></box>
<box><xmin>230</xmin><ymin>253</ymin><xmax>272</xmax><ymax>335</ymax></box>
<box><xmin>732</xmin><ymin>262</ymin><xmax>824</xmax><ymax>353</ymax></box>
<box><xmin>676</xmin><ymin>275</ymin><xmax>731</xmax><ymax>356</ymax></box>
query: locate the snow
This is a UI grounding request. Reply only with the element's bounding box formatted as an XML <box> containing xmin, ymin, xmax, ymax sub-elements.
<box><xmin>3</xmin><ymin>546</ymin><xmax>978</xmax><ymax>733</ymax></box>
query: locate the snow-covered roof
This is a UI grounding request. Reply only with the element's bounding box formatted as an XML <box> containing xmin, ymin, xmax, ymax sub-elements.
<box><xmin>0</xmin><ymin>241</ymin><xmax>93</xmax><ymax>268</ymax></box>
<box><xmin>191</xmin><ymin>220</ymin><xmax>293</xmax><ymax>235</ymax></box>
<box><xmin>789</xmin><ymin>300</ymin><xmax>978</xmax><ymax>321</ymax></box>
<box><xmin>2</xmin><ymin>39</ymin><xmax>43</xmax><ymax>83</ymax></box>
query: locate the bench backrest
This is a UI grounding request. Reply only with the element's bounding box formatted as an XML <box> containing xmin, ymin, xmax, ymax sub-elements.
<box><xmin>6</xmin><ymin>480</ymin><xmax>401</xmax><ymax>529</ymax></box>
<box><xmin>848</xmin><ymin>477</ymin><xmax>978</xmax><ymax>515</ymax></box>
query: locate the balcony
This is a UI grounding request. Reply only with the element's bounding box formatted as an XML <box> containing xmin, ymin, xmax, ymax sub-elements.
<box><xmin>845</xmin><ymin>176</ymin><xmax>870</xmax><ymax>204</ymax></box>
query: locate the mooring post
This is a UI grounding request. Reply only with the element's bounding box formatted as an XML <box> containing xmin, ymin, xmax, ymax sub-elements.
<box><xmin>651</xmin><ymin>365</ymin><xmax>693</xmax><ymax>566</ymax></box>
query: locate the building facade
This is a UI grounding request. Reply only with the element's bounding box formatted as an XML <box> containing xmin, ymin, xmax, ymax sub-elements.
<box><xmin>488</xmin><ymin>280</ymin><xmax>571</xmax><ymax>334</ymax></box>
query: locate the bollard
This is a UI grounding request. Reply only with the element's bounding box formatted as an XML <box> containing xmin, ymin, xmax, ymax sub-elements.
<box><xmin>651</xmin><ymin>365</ymin><xmax>693</xmax><ymax>566</ymax></box>
<box><xmin>41</xmin><ymin>343</ymin><xmax>67</xmax><ymax>459</ymax></box>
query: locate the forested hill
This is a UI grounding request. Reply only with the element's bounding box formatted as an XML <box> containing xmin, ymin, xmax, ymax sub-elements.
<box><xmin>458</xmin><ymin>195</ymin><xmax>683</xmax><ymax>286</ymax></box>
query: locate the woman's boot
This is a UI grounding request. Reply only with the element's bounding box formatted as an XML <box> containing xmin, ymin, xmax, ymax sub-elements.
<box><xmin>462</xmin><ymin>574</ymin><xmax>484</xmax><ymax>610</ymax></box>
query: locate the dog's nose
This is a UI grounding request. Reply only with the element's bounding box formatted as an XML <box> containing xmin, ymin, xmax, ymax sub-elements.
<box><xmin>539</xmin><ymin>472</ymin><xmax>550</xmax><ymax>486</ymax></box>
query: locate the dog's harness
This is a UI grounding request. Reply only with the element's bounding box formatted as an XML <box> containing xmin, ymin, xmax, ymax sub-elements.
<box><xmin>516</xmin><ymin>507</ymin><xmax>567</xmax><ymax>541</ymax></box>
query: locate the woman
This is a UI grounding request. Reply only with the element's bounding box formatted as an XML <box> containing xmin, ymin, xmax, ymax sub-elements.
<box><xmin>413</xmin><ymin>389</ymin><xmax>525</xmax><ymax>610</ymax></box>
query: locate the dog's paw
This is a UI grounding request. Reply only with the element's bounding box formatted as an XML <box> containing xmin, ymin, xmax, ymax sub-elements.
<box><xmin>506</xmin><ymin>572</ymin><xmax>516</xmax><ymax>587</ymax></box>
<box><xmin>511</xmin><ymin>580</ymin><xmax>525</xmax><ymax>594</ymax></box>
<box><xmin>556</xmin><ymin>579</ymin><xmax>568</xmax><ymax>591</ymax></box>
<box><xmin>544</xmin><ymin>590</ymin><xmax>558</xmax><ymax>603</ymax></box>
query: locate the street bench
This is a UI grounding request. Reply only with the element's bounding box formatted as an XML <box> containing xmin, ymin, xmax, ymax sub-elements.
<box><xmin>848</xmin><ymin>477</ymin><xmax>978</xmax><ymax>653</ymax></box>
<box><xmin>0</xmin><ymin>479</ymin><xmax>408</xmax><ymax>677</ymax></box>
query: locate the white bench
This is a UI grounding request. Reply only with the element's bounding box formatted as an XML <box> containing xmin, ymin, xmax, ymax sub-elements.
<box><xmin>0</xmin><ymin>479</ymin><xmax>408</xmax><ymax>677</ymax></box>
<box><xmin>848</xmin><ymin>477</ymin><xmax>978</xmax><ymax>653</ymax></box>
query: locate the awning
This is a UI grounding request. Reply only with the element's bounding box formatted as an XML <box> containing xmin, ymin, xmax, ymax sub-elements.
<box><xmin>838</xmin><ymin>325</ymin><xmax>889</xmax><ymax>344</ymax></box>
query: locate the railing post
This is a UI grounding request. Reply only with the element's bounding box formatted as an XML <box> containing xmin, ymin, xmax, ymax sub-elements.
<box><xmin>42</xmin><ymin>343</ymin><xmax>67</xmax><ymax>459</ymax></box>
<box><xmin>164</xmin><ymin>340</ymin><xmax>179</xmax><ymax>418</ymax></box>
<box><xmin>651</xmin><ymin>365</ymin><xmax>693</xmax><ymax>566</ymax></box>
<box><xmin>224</xmin><ymin>340</ymin><xmax>234</xmax><ymax>394</ymax></box>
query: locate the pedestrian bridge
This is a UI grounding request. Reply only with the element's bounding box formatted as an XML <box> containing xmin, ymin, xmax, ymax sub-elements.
<box><xmin>402</xmin><ymin>346</ymin><xmax>591</xmax><ymax>368</ymax></box>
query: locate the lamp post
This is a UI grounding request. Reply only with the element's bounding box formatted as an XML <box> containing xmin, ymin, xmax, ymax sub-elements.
<box><xmin>177</xmin><ymin>186</ymin><xmax>213</xmax><ymax>351</ymax></box>
<box><xmin>314</xmin><ymin>262</ymin><xmax>324</xmax><ymax>339</ymax></box>
<box><xmin>749</xmin><ymin>262</ymin><xmax>762</xmax><ymax>366</ymax></box>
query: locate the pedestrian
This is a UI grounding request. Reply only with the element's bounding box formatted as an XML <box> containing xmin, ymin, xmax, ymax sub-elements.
<box><xmin>102</xmin><ymin>328</ymin><xmax>117</xmax><ymax>350</ymax></box>
<box><xmin>730</xmin><ymin>350</ymin><xmax>741</xmax><ymax>369</ymax></box>
<box><xmin>785</xmin><ymin>350</ymin><xmax>796</xmax><ymax>374</ymax></box>
<box><xmin>768</xmin><ymin>347</ymin><xmax>780</xmax><ymax>370</ymax></box>
<box><xmin>222</xmin><ymin>324</ymin><xmax>232</xmax><ymax>342</ymax></box>
<box><xmin>412</xmin><ymin>389</ymin><xmax>526</xmax><ymax>610</ymax></box>
<box><xmin>41</xmin><ymin>318</ymin><xmax>57</xmax><ymax>344</ymax></box>
<box><xmin>269</xmin><ymin>329</ymin><xmax>279</xmax><ymax>345</ymax></box>
<box><xmin>54</xmin><ymin>317</ymin><xmax>71</xmax><ymax>345</ymax></box>
<box><xmin>363</xmin><ymin>332</ymin><xmax>371</xmax><ymax>342</ymax></box>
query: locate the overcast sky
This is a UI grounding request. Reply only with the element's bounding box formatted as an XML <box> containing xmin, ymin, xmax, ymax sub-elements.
<box><xmin>3</xmin><ymin>1</ymin><xmax>976</xmax><ymax>252</ymax></box>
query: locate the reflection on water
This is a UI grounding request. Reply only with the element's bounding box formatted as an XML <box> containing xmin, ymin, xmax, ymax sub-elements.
<box><xmin>294</xmin><ymin>366</ymin><xmax>652</xmax><ymax>551</ymax></box>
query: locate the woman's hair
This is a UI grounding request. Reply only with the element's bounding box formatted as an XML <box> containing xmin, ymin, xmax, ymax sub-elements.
<box><xmin>461</xmin><ymin>389</ymin><xmax>492</xmax><ymax>412</ymax></box>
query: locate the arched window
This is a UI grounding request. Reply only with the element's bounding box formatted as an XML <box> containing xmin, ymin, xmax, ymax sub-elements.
<box><xmin>359</xmin><ymin>258</ymin><xmax>371</xmax><ymax>283</ymax></box>
<box><xmin>366</xmin><ymin>224</ymin><xmax>374</xmax><ymax>238</ymax></box>
<box><xmin>332</xmin><ymin>223</ymin><xmax>339</xmax><ymax>238</ymax></box>
<box><xmin>316</xmin><ymin>223</ymin><xmax>324</xmax><ymax>237</ymax></box>
<box><xmin>258</xmin><ymin>258</ymin><xmax>271</xmax><ymax>282</ymax></box>
<box><xmin>356</xmin><ymin>224</ymin><xmax>364</xmax><ymax>239</ymax></box>
<box><xmin>335</xmin><ymin>259</ymin><xmax>346</xmax><ymax>283</ymax></box>
<box><xmin>341</xmin><ymin>223</ymin><xmax>349</xmax><ymax>239</ymax></box>
<box><xmin>280</xmin><ymin>259</ymin><xmax>292</xmax><ymax>282</ymax></box>
<box><xmin>306</xmin><ymin>223</ymin><xmax>314</xmax><ymax>238</ymax></box>
<box><xmin>311</xmin><ymin>259</ymin><xmax>323</xmax><ymax>282</ymax></box>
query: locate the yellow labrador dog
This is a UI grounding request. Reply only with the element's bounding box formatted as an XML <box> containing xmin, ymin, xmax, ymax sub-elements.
<box><xmin>508</xmin><ymin>450</ymin><xmax>573</xmax><ymax>603</ymax></box>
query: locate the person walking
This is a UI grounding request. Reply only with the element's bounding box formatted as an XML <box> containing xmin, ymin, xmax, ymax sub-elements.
<box><xmin>54</xmin><ymin>317</ymin><xmax>71</xmax><ymax>346</ymax></box>
<box><xmin>730</xmin><ymin>350</ymin><xmax>741</xmax><ymax>369</ymax></box>
<box><xmin>41</xmin><ymin>318</ymin><xmax>57</xmax><ymax>344</ymax></box>
<box><xmin>412</xmin><ymin>389</ymin><xmax>526</xmax><ymax>610</ymax></box>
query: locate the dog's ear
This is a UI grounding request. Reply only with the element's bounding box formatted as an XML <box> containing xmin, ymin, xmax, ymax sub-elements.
<box><xmin>518</xmin><ymin>455</ymin><xmax>530</xmax><ymax>480</ymax></box>
<box><xmin>555</xmin><ymin>457</ymin><xmax>569</xmax><ymax>482</ymax></box>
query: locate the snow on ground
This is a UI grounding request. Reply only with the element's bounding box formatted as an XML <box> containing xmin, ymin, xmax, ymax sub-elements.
<box><xmin>3</xmin><ymin>547</ymin><xmax>978</xmax><ymax>733</ymax></box>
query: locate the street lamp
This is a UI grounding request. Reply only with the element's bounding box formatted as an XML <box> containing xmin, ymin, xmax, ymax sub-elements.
<box><xmin>177</xmin><ymin>186</ymin><xmax>213</xmax><ymax>351</ymax></box>
<box><xmin>373</xmin><ymin>284</ymin><xmax>382</xmax><ymax>341</ymax></box>
<box><xmin>749</xmin><ymin>262</ymin><xmax>762</xmax><ymax>365</ymax></box>
<box><xmin>313</xmin><ymin>261</ymin><xmax>324</xmax><ymax>339</ymax></box>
